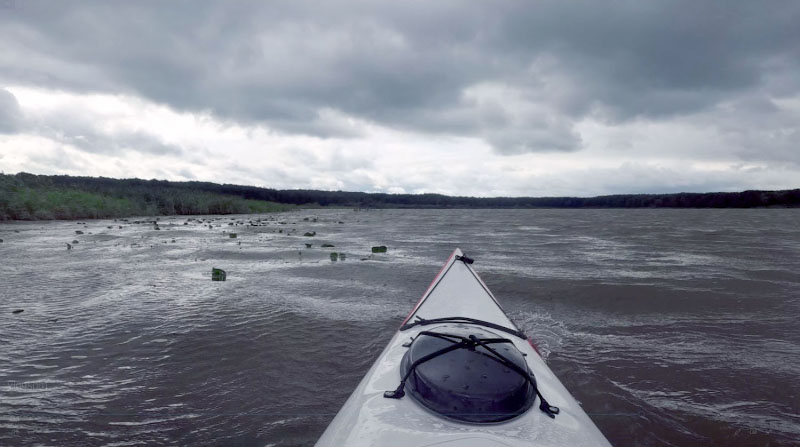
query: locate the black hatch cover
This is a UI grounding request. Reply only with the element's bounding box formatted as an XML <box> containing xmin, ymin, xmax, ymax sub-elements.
<box><xmin>400</xmin><ymin>324</ymin><xmax>536</xmax><ymax>423</ymax></box>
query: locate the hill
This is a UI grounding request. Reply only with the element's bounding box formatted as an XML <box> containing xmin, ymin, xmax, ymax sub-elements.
<box><xmin>1</xmin><ymin>172</ymin><xmax>798</xmax><ymax>220</ymax></box>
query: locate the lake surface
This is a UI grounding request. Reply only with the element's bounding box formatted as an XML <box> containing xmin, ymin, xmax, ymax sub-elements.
<box><xmin>1</xmin><ymin>209</ymin><xmax>798</xmax><ymax>446</ymax></box>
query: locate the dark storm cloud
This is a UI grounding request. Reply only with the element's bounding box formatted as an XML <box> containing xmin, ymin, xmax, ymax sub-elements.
<box><xmin>1</xmin><ymin>0</ymin><xmax>799</xmax><ymax>154</ymax></box>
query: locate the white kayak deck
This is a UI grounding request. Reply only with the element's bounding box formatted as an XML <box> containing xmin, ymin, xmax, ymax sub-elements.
<box><xmin>315</xmin><ymin>249</ymin><xmax>612</xmax><ymax>447</ymax></box>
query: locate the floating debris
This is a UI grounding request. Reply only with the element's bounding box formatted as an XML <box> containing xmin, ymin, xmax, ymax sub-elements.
<box><xmin>322</xmin><ymin>244</ymin><xmax>335</xmax><ymax>248</ymax></box>
<box><xmin>12</xmin><ymin>309</ymin><xmax>24</xmax><ymax>314</ymax></box>
<box><xmin>304</xmin><ymin>231</ymin><xmax>316</xmax><ymax>237</ymax></box>
<box><xmin>212</xmin><ymin>268</ymin><xmax>227</xmax><ymax>281</ymax></box>
<box><xmin>371</xmin><ymin>246</ymin><xmax>388</xmax><ymax>253</ymax></box>
<box><xmin>330</xmin><ymin>252</ymin><xmax>339</xmax><ymax>261</ymax></box>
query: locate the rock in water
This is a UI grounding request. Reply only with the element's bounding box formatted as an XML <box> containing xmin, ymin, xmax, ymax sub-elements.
<box><xmin>72</xmin><ymin>240</ymin><xmax>79</xmax><ymax>244</ymax></box>
<box><xmin>304</xmin><ymin>231</ymin><xmax>316</xmax><ymax>237</ymax></box>
<box><xmin>305</xmin><ymin>243</ymin><xmax>312</xmax><ymax>248</ymax></box>
<box><xmin>322</xmin><ymin>244</ymin><xmax>335</xmax><ymax>247</ymax></box>
<box><xmin>0</xmin><ymin>239</ymin><xmax>3</xmax><ymax>243</ymax></box>
<box><xmin>212</xmin><ymin>268</ymin><xmax>227</xmax><ymax>281</ymax></box>
<box><xmin>75</xmin><ymin>230</ymin><xmax>83</xmax><ymax>235</ymax></box>
<box><xmin>340</xmin><ymin>253</ymin><xmax>347</xmax><ymax>261</ymax></box>
<box><xmin>330</xmin><ymin>252</ymin><xmax>339</xmax><ymax>261</ymax></box>
<box><xmin>229</xmin><ymin>233</ymin><xmax>237</xmax><ymax>238</ymax></box>
<box><xmin>12</xmin><ymin>309</ymin><xmax>24</xmax><ymax>314</ymax></box>
<box><xmin>371</xmin><ymin>245</ymin><xmax>388</xmax><ymax>253</ymax></box>
<box><xmin>66</xmin><ymin>243</ymin><xmax>72</xmax><ymax>250</ymax></box>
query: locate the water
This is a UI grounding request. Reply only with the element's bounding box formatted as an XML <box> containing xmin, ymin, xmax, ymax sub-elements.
<box><xmin>1</xmin><ymin>209</ymin><xmax>798</xmax><ymax>446</ymax></box>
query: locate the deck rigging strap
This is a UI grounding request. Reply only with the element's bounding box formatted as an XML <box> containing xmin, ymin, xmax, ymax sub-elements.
<box><xmin>400</xmin><ymin>316</ymin><xmax>527</xmax><ymax>340</ymax></box>
<box><xmin>384</xmin><ymin>331</ymin><xmax>560</xmax><ymax>419</ymax></box>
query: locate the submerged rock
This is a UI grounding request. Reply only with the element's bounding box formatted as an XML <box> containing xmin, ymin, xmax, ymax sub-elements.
<box><xmin>0</xmin><ymin>239</ymin><xmax>3</xmax><ymax>243</ymax></box>
<box><xmin>371</xmin><ymin>245</ymin><xmax>388</xmax><ymax>253</ymax></box>
<box><xmin>212</xmin><ymin>268</ymin><xmax>227</xmax><ymax>281</ymax></box>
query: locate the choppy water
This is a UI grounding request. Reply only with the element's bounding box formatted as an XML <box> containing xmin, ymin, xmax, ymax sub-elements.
<box><xmin>1</xmin><ymin>209</ymin><xmax>798</xmax><ymax>446</ymax></box>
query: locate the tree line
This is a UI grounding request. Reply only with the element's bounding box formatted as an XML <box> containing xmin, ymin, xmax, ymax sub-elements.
<box><xmin>1</xmin><ymin>172</ymin><xmax>798</xmax><ymax>220</ymax></box>
<box><xmin>0</xmin><ymin>173</ymin><xmax>291</xmax><ymax>220</ymax></box>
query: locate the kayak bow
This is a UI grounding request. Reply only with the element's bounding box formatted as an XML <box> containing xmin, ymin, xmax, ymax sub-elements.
<box><xmin>315</xmin><ymin>248</ymin><xmax>612</xmax><ymax>447</ymax></box>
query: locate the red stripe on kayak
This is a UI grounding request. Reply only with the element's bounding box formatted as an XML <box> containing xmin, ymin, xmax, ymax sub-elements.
<box><xmin>400</xmin><ymin>249</ymin><xmax>458</xmax><ymax>326</ymax></box>
<box><xmin>528</xmin><ymin>338</ymin><xmax>542</xmax><ymax>357</ymax></box>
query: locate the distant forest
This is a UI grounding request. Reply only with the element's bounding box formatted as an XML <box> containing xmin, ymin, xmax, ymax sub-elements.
<box><xmin>1</xmin><ymin>172</ymin><xmax>799</xmax><ymax>220</ymax></box>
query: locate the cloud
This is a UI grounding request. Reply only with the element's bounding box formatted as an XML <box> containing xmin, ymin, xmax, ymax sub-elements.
<box><xmin>0</xmin><ymin>1</ymin><xmax>799</xmax><ymax>194</ymax></box>
<box><xmin>2</xmin><ymin>1</ymin><xmax>798</xmax><ymax>155</ymax></box>
<box><xmin>0</xmin><ymin>88</ymin><xmax>22</xmax><ymax>133</ymax></box>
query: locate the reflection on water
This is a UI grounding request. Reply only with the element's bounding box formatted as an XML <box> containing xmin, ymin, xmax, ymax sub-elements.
<box><xmin>1</xmin><ymin>209</ymin><xmax>799</xmax><ymax>446</ymax></box>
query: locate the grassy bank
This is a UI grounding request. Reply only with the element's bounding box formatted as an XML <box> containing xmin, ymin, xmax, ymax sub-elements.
<box><xmin>2</xmin><ymin>172</ymin><xmax>799</xmax><ymax>220</ymax></box>
<box><xmin>0</xmin><ymin>176</ymin><xmax>293</xmax><ymax>220</ymax></box>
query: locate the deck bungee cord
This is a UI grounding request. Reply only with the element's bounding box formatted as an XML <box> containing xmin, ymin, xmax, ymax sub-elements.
<box><xmin>384</xmin><ymin>330</ymin><xmax>560</xmax><ymax>419</ymax></box>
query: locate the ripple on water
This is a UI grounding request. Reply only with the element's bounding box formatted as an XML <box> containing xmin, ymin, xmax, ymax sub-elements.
<box><xmin>1</xmin><ymin>209</ymin><xmax>799</xmax><ymax>446</ymax></box>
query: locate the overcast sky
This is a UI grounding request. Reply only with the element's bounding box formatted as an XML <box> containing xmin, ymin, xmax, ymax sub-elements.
<box><xmin>1</xmin><ymin>1</ymin><xmax>799</xmax><ymax>196</ymax></box>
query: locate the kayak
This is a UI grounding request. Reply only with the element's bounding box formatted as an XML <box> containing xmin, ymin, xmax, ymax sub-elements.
<box><xmin>315</xmin><ymin>248</ymin><xmax>612</xmax><ymax>446</ymax></box>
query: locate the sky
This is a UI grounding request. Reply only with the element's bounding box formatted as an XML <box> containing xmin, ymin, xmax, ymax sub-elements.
<box><xmin>1</xmin><ymin>0</ymin><xmax>799</xmax><ymax>197</ymax></box>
